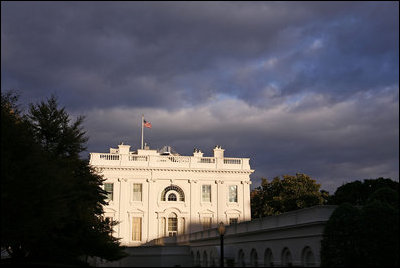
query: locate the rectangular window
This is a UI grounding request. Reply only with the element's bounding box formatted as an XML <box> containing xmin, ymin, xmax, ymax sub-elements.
<box><xmin>229</xmin><ymin>218</ymin><xmax>238</xmax><ymax>225</ymax></box>
<box><xmin>202</xmin><ymin>217</ymin><xmax>212</xmax><ymax>230</ymax></box>
<box><xmin>202</xmin><ymin>185</ymin><xmax>211</xmax><ymax>202</ymax></box>
<box><xmin>168</xmin><ymin>218</ymin><xmax>178</xmax><ymax>237</ymax></box>
<box><xmin>105</xmin><ymin>217</ymin><xmax>113</xmax><ymax>226</ymax></box>
<box><xmin>104</xmin><ymin>183</ymin><xmax>114</xmax><ymax>201</ymax></box>
<box><xmin>132</xmin><ymin>183</ymin><xmax>142</xmax><ymax>201</ymax></box>
<box><xmin>105</xmin><ymin>217</ymin><xmax>114</xmax><ymax>235</ymax></box>
<box><xmin>229</xmin><ymin>185</ymin><xmax>238</xmax><ymax>202</ymax></box>
<box><xmin>132</xmin><ymin>217</ymin><xmax>142</xmax><ymax>241</ymax></box>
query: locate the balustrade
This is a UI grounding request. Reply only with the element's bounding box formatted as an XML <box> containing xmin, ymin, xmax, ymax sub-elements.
<box><xmin>91</xmin><ymin>153</ymin><xmax>249</xmax><ymax>170</ymax></box>
<box><xmin>99</xmin><ymin>154</ymin><xmax>119</xmax><ymax>160</ymax></box>
<box><xmin>129</xmin><ymin>155</ymin><xmax>148</xmax><ymax>161</ymax></box>
<box><xmin>223</xmin><ymin>158</ymin><xmax>242</xmax><ymax>164</ymax></box>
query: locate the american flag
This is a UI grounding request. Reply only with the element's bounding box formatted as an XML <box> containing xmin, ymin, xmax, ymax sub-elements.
<box><xmin>143</xmin><ymin>119</ymin><xmax>152</xmax><ymax>128</ymax></box>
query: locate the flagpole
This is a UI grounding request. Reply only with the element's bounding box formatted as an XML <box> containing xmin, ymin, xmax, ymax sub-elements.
<box><xmin>141</xmin><ymin>114</ymin><xmax>144</xmax><ymax>150</ymax></box>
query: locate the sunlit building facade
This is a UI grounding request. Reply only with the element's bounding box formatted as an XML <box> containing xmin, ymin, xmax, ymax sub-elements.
<box><xmin>89</xmin><ymin>143</ymin><xmax>253</xmax><ymax>246</ymax></box>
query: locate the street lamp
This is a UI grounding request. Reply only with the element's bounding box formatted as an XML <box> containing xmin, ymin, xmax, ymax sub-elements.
<box><xmin>218</xmin><ymin>221</ymin><xmax>226</xmax><ymax>267</ymax></box>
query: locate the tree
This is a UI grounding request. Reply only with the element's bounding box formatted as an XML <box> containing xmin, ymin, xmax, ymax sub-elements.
<box><xmin>329</xmin><ymin>177</ymin><xmax>399</xmax><ymax>205</ymax></box>
<box><xmin>321</xmin><ymin>179</ymin><xmax>399</xmax><ymax>267</ymax></box>
<box><xmin>27</xmin><ymin>95</ymin><xmax>88</xmax><ymax>158</ymax></box>
<box><xmin>358</xmin><ymin>198</ymin><xmax>399</xmax><ymax>267</ymax></box>
<box><xmin>251</xmin><ymin>173</ymin><xmax>327</xmax><ymax>218</ymax></box>
<box><xmin>320</xmin><ymin>203</ymin><xmax>363</xmax><ymax>267</ymax></box>
<box><xmin>1</xmin><ymin>92</ymin><xmax>125</xmax><ymax>264</ymax></box>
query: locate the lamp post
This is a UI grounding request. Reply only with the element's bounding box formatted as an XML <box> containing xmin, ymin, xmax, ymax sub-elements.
<box><xmin>218</xmin><ymin>221</ymin><xmax>226</xmax><ymax>267</ymax></box>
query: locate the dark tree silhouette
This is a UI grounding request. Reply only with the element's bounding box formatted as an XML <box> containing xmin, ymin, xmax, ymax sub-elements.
<box><xmin>1</xmin><ymin>92</ymin><xmax>126</xmax><ymax>265</ymax></box>
<box><xmin>321</xmin><ymin>179</ymin><xmax>399</xmax><ymax>267</ymax></box>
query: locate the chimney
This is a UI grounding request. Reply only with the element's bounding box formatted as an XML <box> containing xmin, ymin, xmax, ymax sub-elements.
<box><xmin>193</xmin><ymin>148</ymin><xmax>204</xmax><ymax>157</ymax></box>
<box><xmin>213</xmin><ymin>145</ymin><xmax>224</xmax><ymax>158</ymax></box>
<box><xmin>118</xmin><ymin>142</ymin><xmax>131</xmax><ymax>154</ymax></box>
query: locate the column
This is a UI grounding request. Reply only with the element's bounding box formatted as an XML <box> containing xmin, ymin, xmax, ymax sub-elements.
<box><xmin>241</xmin><ymin>180</ymin><xmax>252</xmax><ymax>221</ymax></box>
<box><xmin>188</xmin><ymin>179</ymin><xmax>198</xmax><ymax>233</ymax></box>
<box><xmin>146</xmin><ymin>177</ymin><xmax>156</xmax><ymax>242</ymax></box>
<box><xmin>117</xmin><ymin>178</ymin><xmax>128</xmax><ymax>243</ymax></box>
<box><xmin>216</xmin><ymin>180</ymin><xmax>225</xmax><ymax>224</ymax></box>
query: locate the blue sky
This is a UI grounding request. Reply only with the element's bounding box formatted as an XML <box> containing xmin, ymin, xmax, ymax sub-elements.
<box><xmin>2</xmin><ymin>1</ymin><xmax>398</xmax><ymax>193</ymax></box>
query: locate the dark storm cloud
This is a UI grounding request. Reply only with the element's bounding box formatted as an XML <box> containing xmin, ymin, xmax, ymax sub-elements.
<box><xmin>5</xmin><ymin>2</ymin><xmax>397</xmax><ymax>108</ymax></box>
<box><xmin>2</xmin><ymin>1</ymin><xmax>399</xmax><ymax>192</ymax></box>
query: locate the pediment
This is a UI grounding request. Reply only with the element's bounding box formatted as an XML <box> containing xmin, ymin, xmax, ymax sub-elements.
<box><xmin>198</xmin><ymin>209</ymin><xmax>215</xmax><ymax>215</ymax></box>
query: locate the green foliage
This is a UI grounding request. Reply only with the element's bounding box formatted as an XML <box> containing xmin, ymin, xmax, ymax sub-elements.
<box><xmin>367</xmin><ymin>187</ymin><xmax>399</xmax><ymax>208</ymax></box>
<box><xmin>251</xmin><ymin>173</ymin><xmax>326</xmax><ymax>218</ymax></box>
<box><xmin>1</xmin><ymin>92</ymin><xmax>126</xmax><ymax>264</ymax></box>
<box><xmin>320</xmin><ymin>203</ymin><xmax>362</xmax><ymax>267</ymax></box>
<box><xmin>358</xmin><ymin>199</ymin><xmax>399</xmax><ymax>267</ymax></box>
<box><xmin>27</xmin><ymin>95</ymin><xmax>88</xmax><ymax>158</ymax></box>
<box><xmin>330</xmin><ymin>177</ymin><xmax>399</xmax><ymax>205</ymax></box>
<box><xmin>321</xmin><ymin>180</ymin><xmax>399</xmax><ymax>267</ymax></box>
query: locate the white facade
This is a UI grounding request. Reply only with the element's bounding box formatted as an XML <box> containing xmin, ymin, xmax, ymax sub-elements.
<box><xmin>89</xmin><ymin>143</ymin><xmax>254</xmax><ymax>246</ymax></box>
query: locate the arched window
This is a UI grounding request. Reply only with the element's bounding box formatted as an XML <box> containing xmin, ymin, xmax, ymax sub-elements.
<box><xmin>238</xmin><ymin>249</ymin><xmax>245</xmax><ymax>267</ymax></box>
<box><xmin>203</xmin><ymin>251</ymin><xmax>208</xmax><ymax>267</ymax></box>
<box><xmin>250</xmin><ymin>248</ymin><xmax>258</xmax><ymax>267</ymax></box>
<box><xmin>264</xmin><ymin>248</ymin><xmax>273</xmax><ymax>267</ymax></box>
<box><xmin>281</xmin><ymin>247</ymin><xmax>292</xmax><ymax>267</ymax></box>
<box><xmin>168</xmin><ymin>193</ymin><xmax>177</xmax><ymax>201</ymax></box>
<box><xmin>210</xmin><ymin>251</ymin><xmax>216</xmax><ymax>267</ymax></box>
<box><xmin>161</xmin><ymin>185</ymin><xmax>185</xmax><ymax>201</ymax></box>
<box><xmin>302</xmin><ymin>246</ymin><xmax>315</xmax><ymax>267</ymax></box>
<box><xmin>196</xmin><ymin>251</ymin><xmax>201</xmax><ymax>267</ymax></box>
<box><xmin>191</xmin><ymin>251</ymin><xmax>195</xmax><ymax>267</ymax></box>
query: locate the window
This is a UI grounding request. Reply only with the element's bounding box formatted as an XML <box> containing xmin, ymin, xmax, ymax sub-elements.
<box><xmin>202</xmin><ymin>217</ymin><xmax>212</xmax><ymax>230</ymax></box>
<box><xmin>168</xmin><ymin>193</ymin><xmax>177</xmax><ymax>201</ymax></box>
<box><xmin>105</xmin><ymin>217</ymin><xmax>113</xmax><ymax>235</ymax></box>
<box><xmin>238</xmin><ymin>249</ymin><xmax>245</xmax><ymax>267</ymax></box>
<box><xmin>302</xmin><ymin>247</ymin><xmax>315</xmax><ymax>267</ymax></box>
<box><xmin>161</xmin><ymin>185</ymin><xmax>185</xmax><ymax>201</ymax></box>
<box><xmin>202</xmin><ymin>251</ymin><xmax>208</xmax><ymax>267</ymax></box>
<box><xmin>104</xmin><ymin>183</ymin><xmax>114</xmax><ymax>201</ymax></box>
<box><xmin>105</xmin><ymin>217</ymin><xmax>113</xmax><ymax>226</ymax></box>
<box><xmin>132</xmin><ymin>183</ymin><xmax>142</xmax><ymax>201</ymax></box>
<box><xmin>229</xmin><ymin>218</ymin><xmax>238</xmax><ymax>225</ymax></box>
<box><xmin>132</xmin><ymin>217</ymin><xmax>142</xmax><ymax>241</ymax></box>
<box><xmin>264</xmin><ymin>248</ymin><xmax>274</xmax><ymax>267</ymax></box>
<box><xmin>250</xmin><ymin>249</ymin><xmax>258</xmax><ymax>267</ymax></box>
<box><xmin>229</xmin><ymin>185</ymin><xmax>238</xmax><ymax>202</ymax></box>
<box><xmin>168</xmin><ymin>213</ymin><xmax>178</xmax><ymax>236</ymax></box>
<box><xmin>281</xmin><ymin>248</ymin><xmax>292</xmax><ymax>267</ymax></box>
<box><xmin>202</xmin><ymin>185</ymin><xmax>211</xmax><ymax>202</ymax></box>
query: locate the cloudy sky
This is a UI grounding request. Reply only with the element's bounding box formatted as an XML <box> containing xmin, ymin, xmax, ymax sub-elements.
<box><xmin>2</xmin><ymin>1</ymin><xmax>398</xmax><ymax>193</ymax></box>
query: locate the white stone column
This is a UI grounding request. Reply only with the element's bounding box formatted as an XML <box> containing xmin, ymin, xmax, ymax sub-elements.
<box><xmin>146</xmin><ymin>177</ymin><xmax>156</xmax><ymax>242</ymax></box>
<box><xmin>189</xmin><ymin>179</ymin><xmax>198</xmax><ymax>233</ymax></box>
<box><xmin>241</xmin><ymin>180</ymin><xmax>252</xmax><ymax>221</ymax></box>
<box><xmin>216</xmin><ymin>180</ymin><xmax>225</xmax><ymax>224</ymax></box>
<box><xmin>117</xmin><ymin>178</ymin><xmax>128</xmax><ymax>244</ymax></box>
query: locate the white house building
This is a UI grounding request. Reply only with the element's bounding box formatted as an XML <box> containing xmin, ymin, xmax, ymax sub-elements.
<box><xmin>89</xmin><ymin>143</ymin><xmax>254</xmax><ymax>246</ymax></box>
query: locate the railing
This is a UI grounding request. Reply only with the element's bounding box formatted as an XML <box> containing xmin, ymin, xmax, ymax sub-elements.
<box><xmin>129</xmin><ymin>155</ymin><xmax>148</xmax><ymax>161</ymax></box>
<box><xmin>90</xmin><ymin>153</ymin><xmax>251</xmax><ymax>170</ymax></box>
<box><xmin>99</xmin><ymin>154</ymin><xmax>119</xmax><ymax>160</ymax></box>
<box><xmin>224</xmin><ymin>158</ymin><xmax>242</xmax><ymax>164</ymax></box>
<box><xmin>157</xmin><ymin>156</ymin><xmax>190</xmax><ymax>163</ymax></box>
<box><xmin>198</xmin><ymin>157</ymin><xmax>215</xmax><ymax>163</ymax></box>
